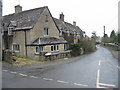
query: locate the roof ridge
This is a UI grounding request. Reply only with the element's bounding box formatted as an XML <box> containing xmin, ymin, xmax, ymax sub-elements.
<box><xmin>3</xmin><ymin>6</ymin><xmax>48</xmax><ymax>17</ymax></box>
<box><xmin>54</xmin><ymin>17</ymin><xmax>76</xmax><ymax>28</ymax></box>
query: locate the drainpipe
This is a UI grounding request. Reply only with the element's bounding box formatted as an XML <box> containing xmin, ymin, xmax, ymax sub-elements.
<box><xmin>24</xmin><ymin>30</ymin><xmax>27</xmax><ymax>57</ymax></box>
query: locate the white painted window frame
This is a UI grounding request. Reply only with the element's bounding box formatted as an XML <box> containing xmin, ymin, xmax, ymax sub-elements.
<box><xmin>64</xmin><ymin>44</ymin><xmax>67</xmax><ymax>50</ymax></box>
<box><xmin>12</xmin><ymin>43</ymin><xmax>20</xmax><ymax>52</ymax></box>
<box><xmin>35</xmin><ymin>46</ymin><xmax>43</xmax><ymax>54</ymax></box>
<box><xmin>8</xmin><ymin>27</ymin><xmax>14</xmax><ymax>35</ymax></box>
<box><xmin>51</xmin><ymin>45</ymin><xmax>59</xmax><ymax>52</ymax></box>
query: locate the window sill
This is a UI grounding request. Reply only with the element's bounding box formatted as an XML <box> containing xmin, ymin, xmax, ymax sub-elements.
<box><xmin>8</xmin><ymin>34</ymin><xmax>13</xmax><ymax>36</ymax></box>
<box><xmin>13</xmin><ymin>50</ymin><xmax>20</xmax><ymax>52</ymax></box>
<box><xmin>44</xmin><ymin>35</ymin><xmax>49</xmax><ymax>37</ymax></box>
<box><xmin>34</xmin><ymin>51</ymin><xmax>45</xmax><ymax>55</ymax></box>
<box><xmin>51</xmin><ymin>50</ymin><xmax>59</xmax><ymax>53</ymax></box>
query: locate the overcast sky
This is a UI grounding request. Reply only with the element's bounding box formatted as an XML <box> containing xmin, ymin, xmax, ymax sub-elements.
<box><xmin>3</xmin><ymin>0</ymin><xmax>119</xmax><ymax>37</ymax></box>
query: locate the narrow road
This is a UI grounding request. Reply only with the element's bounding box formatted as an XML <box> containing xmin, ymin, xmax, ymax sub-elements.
<box><xmin>2</xmin><ymin>46</ymin><xmax>118</xmax><ymax>88</ymax></box>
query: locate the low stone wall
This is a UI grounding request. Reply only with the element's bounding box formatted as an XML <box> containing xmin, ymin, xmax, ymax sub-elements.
<box><xmin>3</xmin><ymin>49</ymin><xmax>71</xmax><ymax>62</ymax></box>
<box><xmin>45</xmin><ymin>52</ymin><xmax>71</xmax><ymax>61</ymax></box>
<box><xmin>3</xmin><ymin>50</ymin><xmax>13</xmax><ymax>63</ymax></box>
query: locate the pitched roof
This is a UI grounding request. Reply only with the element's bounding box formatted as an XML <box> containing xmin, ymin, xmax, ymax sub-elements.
<box><xmin>30</xmin><ymin>37</ymin><xmax>67</xmax><ymax>46</ymax></box>
<box><xmin>54</xmin><ymin>18</ymin><xmax>84</xmax><ymax>35</ymax></box>
<box><xmin>3</xmin><ymin>6</ymin><xmax>47</xmax><ymax>31</ymax></box>
<box><xmin>3</xmin><ymin>5</ymin><xmax>84</xmax><ymax>35</ymax></box>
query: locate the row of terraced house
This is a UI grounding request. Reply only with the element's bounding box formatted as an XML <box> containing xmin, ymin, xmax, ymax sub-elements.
<box><xmin>2</xmin><ymin>5</ymin><xmax>85</xmax><ymax>61</ymax></box>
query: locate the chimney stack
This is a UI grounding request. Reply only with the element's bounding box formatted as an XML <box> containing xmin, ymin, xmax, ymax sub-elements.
<box><xmin>73</xmin><ymin>21</ymin><xmax>76</xmax><ymax>26</ymax></box>
<box><xmin>15</xmin><ymin>5</ymin><xmax>22</xmax><ymax>13</ymax></box>
<box><xmin>59</xmin><ymin>12</ymin><xmax>64</xmax><ymax>21</ymax></box>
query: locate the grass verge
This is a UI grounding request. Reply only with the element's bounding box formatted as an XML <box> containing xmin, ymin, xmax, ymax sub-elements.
<box><xmin>102</xmin><ymin>45</ymin><xmax>118</xmax><ymax>51</ymax></box>
<box><xmin>10</xmin><ymin>56</ymin><xmax>69</xmax><ymax>67</ymax></box>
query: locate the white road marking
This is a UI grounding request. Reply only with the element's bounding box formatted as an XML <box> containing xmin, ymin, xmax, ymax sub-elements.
<box><xmin>99</xmin><ymin>60</ymin><xmax>101</xmax><ymax>66</ymax></box>
<box><xmin>99</xmin><ymin>83</ymin><xmax>116</xmax><ymax>87</ymax></box>
<box><xmin>43</xmin><ymin>78</ymin><xmax>53</xmax><ymax>81</ymax></box>
<box><xmin>74</xmin><ymin>83</ymin><xmax>88</xmax><ymax>87</ymax></box>
<box><xmin>57</xmin><ymin>80</ymin><xmax>69</xmax><ymax>84</ymax></box>
<box><xmin>10</xmin><ymin>71</ymin><xmax>17</xmax><ymax>74</ymax></box>
<box><xmin>30</xmin><ymin>76</ymin><xmax>38</xmax><ymax>78</ymax></box>
<box><xmin>117</xmin><ymin>66</ymin><xmax>120</xmax><ymax>71</ymax></box>
<box><xmin>2</xmin><ymin>70</ymin><xmax>8</xmax><ymax>72</ymax></box>
<box><xmin>19</xmin><ymin>73</ymin><xmax>27</xmax><ymax>77</ymax></box>
<box><xmin>96</xmin><ymin>69</ymin><xmax>100</xmax><ymax>88</ymax></box>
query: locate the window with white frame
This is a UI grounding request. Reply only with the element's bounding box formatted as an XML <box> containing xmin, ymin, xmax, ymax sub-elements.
<box><xmin>12</xmin><ymin>44</ymin><xmax>20</xmax><ymax>51</ymax></box>
<box><xmin>59</xmin><ymin>30</ymin><xmax>62</xmax><ymax>36</ymax></box>
<box><xmin>8</xmin><ymin>27</ymin><xmax>14</xmax><ymax>35</ymax></box>
<box><xmin>35</xmin><ymin>46</ymin><xmax>43</xmax><ymax>53</ymax></box>
<box><xmin>67</xmin><ymin>30</ymin><xmax>70</xmax><ymax>36</ymax></box>
<box><xmin>59</xmin><ymin>24</ymin><xmax>62</xmax><ymax>36</ymax></box>
<box><xmin>44</xmin><ymin>27</ymin><xmax>49</xmax><ymax>36</ymax></box>
<box><xmin>64</xmin><ymin>44</ymin><xmax>68</xmax><ymax>50</ymax></box>
<box><xmin>51</xmin><ymin>45</ymin><xmax>59</xmax><ymax>51</ymax></box>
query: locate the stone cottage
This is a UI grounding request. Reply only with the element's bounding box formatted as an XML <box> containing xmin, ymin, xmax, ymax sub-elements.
<box><xmin>3</xmin><ymin>5</ymin><xmax>71</xmax><ymax>61</ymax></box>
<box><xmin>54</xmin><ymin>13</ymin><xmax>85</xmax><ymax>44</ymax></box>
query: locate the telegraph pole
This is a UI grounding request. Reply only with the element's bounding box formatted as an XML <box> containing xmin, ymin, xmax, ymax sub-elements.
<box><xmin>0</xmin><ymin>0</ymin><xmax>2</xmax><ymax>61</ymax></box>
<box><xmin>103</xmin><ymin>26</ymin><xmax>105</xmax><ymax>46</ymax></box>
<box><xmin>0</xmin><ymin>0</ymin><xmax>2</xmax><ymax>89</ymax></box>
<box><xmin>0</xmin><ymin>0</ymin><xmax>2</xmax><ymax>60</ymax></box>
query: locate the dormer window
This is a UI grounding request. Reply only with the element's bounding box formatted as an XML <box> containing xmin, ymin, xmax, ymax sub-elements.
<box><xmin>67</xmin><ymin>30</ymin><xmax>70</xmax><ymax>36</ymax></box>
<box><xmin>8</xmin><ymin>27</ymin><xmax>14</xmax><ymax>35</ymax></box>
<box><xmin>59</xmin><ymin>24</ymin><xmax>62</xmax><ymax>36</ymax></box>
<box><xmin>77</xmin><ymin>33</ymin><xmax>80</xmax><ymax>36</ymax></box>
<box><xmin>10</xmin><ymin>21</ymin><xmax>17</xmax><ymax>26</ymax></box>
<box><xmin>73</xmin><ymin>31</ymin><xmax>76</xmax><ymax>36</ymax></box>
<box><xmin>59</xmin><ymin>30</ymin><xmax>62</xmax><ymax>36</ymax></box>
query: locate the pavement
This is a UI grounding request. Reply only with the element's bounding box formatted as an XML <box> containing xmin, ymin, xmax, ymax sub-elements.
<box><xmin>2</xmin><ymin>46</ymin><xmax>119</xmax><ymax>88</ymax></box>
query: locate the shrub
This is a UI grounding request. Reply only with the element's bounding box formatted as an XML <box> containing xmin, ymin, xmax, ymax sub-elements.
<box><xmin>79</xmin><ymin>38</ymin><xmax>96</xmax><ymax>54</ymax></box>
<box><xmin>70</xmin><ymin>43</ymin><xmax>81</xmax><ymax>56</ymax></box>
<box><xmin>70</xmin><ymin>38</ymin><xmax>96</xmax><ymax>56</ymax></box>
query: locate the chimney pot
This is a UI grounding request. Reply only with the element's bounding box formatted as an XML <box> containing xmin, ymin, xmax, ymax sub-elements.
<box><xmin>73</xmin><ymin>21</ymin><xmax>76</xmax><ymax>26</ymax></box>
<box><xmin>15</xmin><ymin>5</ymin><xmax>22</xmax><ymax>13</ymax></box>
<box><xmin>59</xmin><ymin>12</ymin><xmax>64</xmax><ymax>21</ymax></box>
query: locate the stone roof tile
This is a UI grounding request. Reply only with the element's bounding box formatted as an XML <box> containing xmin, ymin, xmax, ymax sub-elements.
<box><xmin>3</xmin><ymin>6</ymin><xmax>47</xmax><ymax>31</ymax></box>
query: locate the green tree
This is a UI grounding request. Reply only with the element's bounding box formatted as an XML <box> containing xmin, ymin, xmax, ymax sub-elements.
<box><xmin>70</xmin><ymin>43</ymin><xmax>81</xmax><ymax>56</ymax></box>
<box><xmin>91</xmin><ymin>31</ymin><xmax>97</xmax><ymax>40</ymax></box>
<box><xmin>110</xmin><ymin>30</ymin><xmax>117</xmax><ymax>43</ymax></box>
<box><xmin>116</xmin><ymin>32</ymin><xmax>120</xmax><ymax>43</ymax></box>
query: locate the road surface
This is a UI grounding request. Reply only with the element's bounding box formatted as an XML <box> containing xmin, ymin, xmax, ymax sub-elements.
<box><xmin>2</xmin><ymin>46</ymin><xmax>119</xmax><ymax>88</ymax></box>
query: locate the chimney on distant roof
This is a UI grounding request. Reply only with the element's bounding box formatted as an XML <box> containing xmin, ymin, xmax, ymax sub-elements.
<box><xmin>59</xmin><ymin>12</ymin><xmax>64</xmax><ymax>21</ymax></box>
<box><xmin>15</xmin><ymin>5</ymin><xmax>22</xmax><ymax>13</ymax></box>
<box><xmin>73</xmin><ymin>21</ymin><xmax>76</xmax><ymax>26</ymax></box>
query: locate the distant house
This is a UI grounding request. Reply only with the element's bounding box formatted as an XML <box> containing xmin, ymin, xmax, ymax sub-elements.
<box><xmin>2</xmin><ymin>5</ymin><xmax>71</xmax><ymax>60</ymax></box>
<box><xmin>54</xmin><ymin>13</ymin><xmax>85</xmax><ymax>44</ymax></box>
